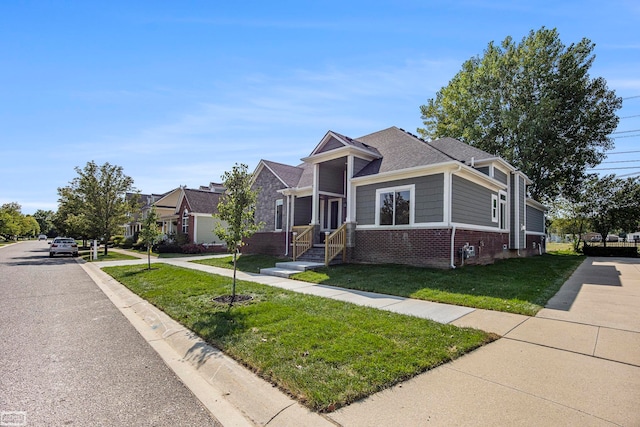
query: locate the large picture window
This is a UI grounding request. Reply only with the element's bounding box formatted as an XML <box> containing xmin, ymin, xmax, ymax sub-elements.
<box><xmin>275</xmin><ymin>199</ymin><xmax>283</xmax><ymax>231</ymax></box>
<box><xmin>376</xmin><ymin>185</ymin><xmax>413</xmax><ymax>226</ymax></box>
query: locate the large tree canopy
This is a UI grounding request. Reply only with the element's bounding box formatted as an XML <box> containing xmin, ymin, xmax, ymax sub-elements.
<box><xmin>0</xmin><ymin>203</ymin><xmax>39</xmax><ymax>240</ymax></box>
<box><xmin>581</xmin><ymin>175</ymin><xmax>640</xmax><ymax>244</ymax></box>
<box><xmin>418</xmin><ymin>27</ymin><xmax>622</xmax><ymax>202</ymax></box>
<box><xmin>58</xmin><ymin>161</ymin><xmax>136</xmax><ymax>255</ymax></box>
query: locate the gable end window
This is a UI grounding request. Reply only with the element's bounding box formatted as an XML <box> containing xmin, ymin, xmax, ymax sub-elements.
<box><xmin>375</xmin><ymin>185</ymin><xmax>414</xmax><ymax>226</ymax></box>
<box><xmin>275</xmin><ymin>199</ymin><xmax>283</xmax><ymax>231</ymax></box>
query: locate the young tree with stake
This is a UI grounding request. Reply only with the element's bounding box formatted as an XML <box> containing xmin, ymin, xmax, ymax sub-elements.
<box><xmin>214</xmin><ymin>163</ymin><xmax>263</xmax><ymax>305</ymax></box>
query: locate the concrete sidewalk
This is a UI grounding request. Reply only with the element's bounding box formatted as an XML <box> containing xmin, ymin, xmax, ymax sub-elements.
<box><xmin>85</xmin><ymin>255</ymin><xmax>640</xmax><ymax>426</ymax></box>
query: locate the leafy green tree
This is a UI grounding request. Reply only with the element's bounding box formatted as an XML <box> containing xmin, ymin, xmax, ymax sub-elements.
<box><xmin>582</xmin><ymin>175</ymin><xmax>640</xmax><ymax>245</ymax></box>
<box><xmin>33</xmin><ymin>209</ymin><xmax>56</xmax><ymax>237</ymax></box>
<box><xmin>547</xmin><ymin>197</ymin><xmax>589</xmax><ymax>252</ymax></box>
<box><xmin>418</xmin><ymin>27</ymin><xmax>622</xmax><ymax>203</ymax></box>
<box><xmin>214</xmin><ymin>163</ymin><xmax>263</xmax><ymax>305</ymax></box>
<box><xmin>59</xmin><ymin>161</ymin><xmax>135</xmax><ymax>255</ymax></box>
<box><xmin>22</xmin><ymin>215</ymin><xmax>40</xmax><ymax>238</ymax></box>
<box><xmin>139</xmin><ymin>206</ymin><xmax>162</xmax><ymax>270</ymax></box>
<box><xmin>55</xmin><ymin>185</ymin><xmax>91</xmax><ymax>244</ymax></box>
<box><xmin>0</xmin><ymin>203</ymin><xmax>24</xmax><ymax>240</ymax></box>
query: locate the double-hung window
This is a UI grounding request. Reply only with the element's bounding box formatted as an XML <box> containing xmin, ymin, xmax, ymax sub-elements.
<box><xmin>491</xmin><ymin>194</ymin><xmax>499</xmax><ymax>223</ymax></box>
<box><xmin>492</xmin><ymin>192</ymin><xmax>507</xmax><ymax>229</ymax></box>
<box><xmin>375</xmin><ymin>185</ymin><xmax>413</xmax><ymax>226</ymax></box>
<box><xmin>275</xmin><ymin>199</ymin><xmax>283</xmax><ymax>231</ymax></box>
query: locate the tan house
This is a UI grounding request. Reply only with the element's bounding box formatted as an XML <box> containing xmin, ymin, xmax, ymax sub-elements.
<box><xmin>151</xmin><ymin>183</ymin><xmax>227</xmax><ymax>245</ymax></box>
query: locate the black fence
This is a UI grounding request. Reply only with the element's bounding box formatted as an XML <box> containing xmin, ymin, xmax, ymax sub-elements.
<box><xmin>583</xmin><ymin>241</ymin><xmax>639</xmax><ymax>257</ymax></box>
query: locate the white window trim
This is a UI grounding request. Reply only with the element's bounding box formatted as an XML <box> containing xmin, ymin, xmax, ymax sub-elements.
<box><xmin>182</xmin><ymin>210</ymin><xmax>189</xmax><ymax>234</ymax></box>
<box><xmin>275</xmin><ymin>199</ymin><xmax>284</xmax><ymax>231</ymax></box>
<box><xmin>499</xmin><ymin>191</ymin><xmax>508</xmax><ymax>231</ymax></box>
<box><xmin>374</xmin><ymin>185</ymin><xmax>415</xmax><ymax>227</ymax></box>
<box><xmin>491</xmin><ymin>194</ymin><xmax>499</xmax><ymax>223</ymax></box>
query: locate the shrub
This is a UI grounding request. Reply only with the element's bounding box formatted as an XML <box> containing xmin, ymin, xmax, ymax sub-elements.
<box><xmin>155</xmin><ymin>242</ymin><xmax>183</xmax><ymax>254</ymax></box>
<box><xmin>132</xmin><ymin>238</ymin><xmax>146</xmax><ymax>251</ymax></box>
<box><xmin>111</xmin><ymin>235</ymin><xmax>125</xmax><ymax>247</ymax></box>
<box><xmin>122</xmin><ymin>237</ymin><xmax>135</xmax><ymax>249</ymax></box>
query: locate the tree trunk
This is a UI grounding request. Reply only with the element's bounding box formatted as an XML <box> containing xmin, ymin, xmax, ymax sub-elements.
<box><xmin>230</xmin><ymin>248</ymin><xmax>238</xmax><ymax>308</ymax></box>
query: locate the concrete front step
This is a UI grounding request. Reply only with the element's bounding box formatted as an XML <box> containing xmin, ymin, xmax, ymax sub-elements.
<box><xmin>275</xmin><ymin>261</ymin><xmax>325</xmax><ymax>271</ymax></box>
<box><xmin>260</xmin><ymin>261</ymin><xmax>325</xmax><ymax>278</ymax></box>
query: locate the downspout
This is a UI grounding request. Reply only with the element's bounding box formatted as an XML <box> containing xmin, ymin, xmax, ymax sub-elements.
<box><xmin>450</xmin><ymin>225</ymin><xmax>457</xmax><ymax>269</ymax></box>
<box><xmin>449</xmin><ymin>164</ymin><xmax>462</xmax><ymax>269</ymax></box>
<box><xmin>284</xmin><ymin>194</ymin><xmax>290</xmax><ymax>256</ymax></box>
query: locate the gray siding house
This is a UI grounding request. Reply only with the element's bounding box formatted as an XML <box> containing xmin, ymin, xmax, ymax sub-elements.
<box><xmin>247</xmin><ymin>126</ymin><xmax>546</xmax><ymax>268</ymax></box>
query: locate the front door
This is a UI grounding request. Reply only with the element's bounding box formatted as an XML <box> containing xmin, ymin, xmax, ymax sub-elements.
<box><xmin>321</xmin><ymin>198</ymin><xmax>343</xmax><ymax>231</ymax></box>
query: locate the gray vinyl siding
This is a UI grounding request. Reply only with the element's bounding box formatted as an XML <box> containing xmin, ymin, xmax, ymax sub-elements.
<box><xmin>355</xmin><ymin>174</ymin><xmax>444</xmax><ymax>225</ymax></box>
<box><xmin>319</xmin><ymin>164</ymin><xmax>345</xmax><ymax>194</ymax></box>
<box><xmin>526</xmin><ymin>205</ymin><xmax>545</xmax><ymax>233</ymax></box>
<box><xmin>509</xmin><ymin>174</ymin><xmax>526</xmax><ymax>248</ymax></box>
<box><xmin>353</xmin><ymin>157</ymin><xmax>370</xmax><ymax>176</ymax></box>
<box><xmin>477</xmin><ymin>166</ymin><xmax>490</xmax><ymax>177</ymax></box>
<box><xmin>451</xmin><ymin>175</ymin><xmax>494</xmax><ymax>227</ymax></box>
<box><xmin>494</xmin><ymin>168</ymin><xmax>507</xmax><ymax>185</ymax></box>
<box><xmin>318</xmin><ymin>137</ymin><xmax>343</xmax><ymax>153</ymax></box>
<box><xmin>510</xmin><ymin>175</ymin><xmax>517</xmax><ymax>247</ymax></box>
<box><xmin>519</xmin><ymin>179</ymin><xmax>526</xmax><ymax>245</ymax></box>
<box><xmin>294</xmin><ymin>197</ymin><xmax>312</xmax><ymax>226</ymax></box>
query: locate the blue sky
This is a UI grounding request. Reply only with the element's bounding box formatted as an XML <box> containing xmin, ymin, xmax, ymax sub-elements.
<box><xmin>1</xmin><ymin>1</ymin><xmax>639</xmax><ymax>215</ymax></box>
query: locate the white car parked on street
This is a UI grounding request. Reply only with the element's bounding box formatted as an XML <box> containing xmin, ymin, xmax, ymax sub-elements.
<box><xmin>49</xmin><ymin>237</ymin><xmax>79</xmax><ymax>257</ymax></box>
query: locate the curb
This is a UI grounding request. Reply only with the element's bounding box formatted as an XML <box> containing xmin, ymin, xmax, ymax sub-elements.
<box><xmin>81</xmin><ymin>262</ymin><xmax>335</xmax><ymax>427</ymax></box>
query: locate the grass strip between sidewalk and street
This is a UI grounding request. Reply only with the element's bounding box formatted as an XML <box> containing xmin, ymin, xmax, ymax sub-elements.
<box><xmin>194</xmin><ymin>251</ymin><xmax>585</xmax><ymax>316</ymax></box>
<box><xmin>102</xmin><ymin>263</ymin><xmax>495</xmax><ymax>412</ymax></box>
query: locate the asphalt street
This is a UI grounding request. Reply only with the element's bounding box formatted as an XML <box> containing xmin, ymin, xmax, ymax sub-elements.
<box><xmin>0</xmin><ymin>241</ymin><xmax>221</xmax><ymax>426</ymax></box>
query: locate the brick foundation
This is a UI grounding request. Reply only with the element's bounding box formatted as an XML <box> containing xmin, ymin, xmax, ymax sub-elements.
<box><xmin>243</xmin><ymin>232</ymin><xmax>288</xmax><ymax>257</ymax></box>
<box><xmin>524</xmin><ymin>234</ymin><xmax>546</xmax><ymax>257</ymax></box>
<box><xmin>453</xmin><ymin>229</ymin><xmax>510</xmax><ymax>266</ymax></box>
<box><xmin>351</xmin><ymin>228</ymin><xmax>511</xmax><ymax>268</ymax></box>
<box><xmin>245</xmin><ymin>228</ymin><xmax>543</xmax><ymax>268</ymax></box>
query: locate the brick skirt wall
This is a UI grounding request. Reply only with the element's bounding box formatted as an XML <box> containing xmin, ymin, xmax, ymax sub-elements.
<box><xmin>524</xmin><ymin>234</ymin><xmax>546</xmax><ymax>256</ymax></box>
<box><xmin>243</xmin><ymin>232</ymin><xmax>288</xmax><ymax>257</ymax></box>
<box><xmin>244</xmin><ymin>228</ymin><xmax>543</xmax><ymax>267</ymax></box>
<box><xmin>453</xmin><ymin>229</ymin><xmax>510</xmax><ymax>266</ymax></box>
<box><xmin>351</xmin><ymin>228</ymin><xmax>511</xmax><ymax>268</ymax></box>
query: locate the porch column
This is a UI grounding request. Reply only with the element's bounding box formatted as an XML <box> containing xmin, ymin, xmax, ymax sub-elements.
<box><xmin>310</xmin><ymin>163</ymin><xmax>320</xmax><ymax>225</ymax></box>
<box><xmin>345</xmin><ymin>155</ymin><xmax>354</xmax><ymax>223</ymax></box>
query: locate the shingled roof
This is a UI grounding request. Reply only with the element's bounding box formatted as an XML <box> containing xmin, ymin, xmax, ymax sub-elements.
<box><xmin>353</xmin><ymin>127</ymin><xmax>455</xmax><ymax>177</ymax></box>
<box><xmin>427</xmin><ymin>137</ymin><xmax>495</xmax><ymax>164</ymax></box>
<box><xmin>182</xmin><ymin>188</ymin><xmax>222</xmax><ymax>214</ymax></box>
<box><xmin>262</xmin><ymin>160</ymin><xmax>305</xmax><ymax>187</ymax></box>
<box><xmin>257</xmin><ymin>126</ymin><xmax>511</xmax><ymax>186</ymax></box>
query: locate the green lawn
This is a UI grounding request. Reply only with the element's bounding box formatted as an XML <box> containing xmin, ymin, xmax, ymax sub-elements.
<box><xmin>196</xmin><ymin>251</ymin><xmax>584</xmax><ymax>316</ymax></box>
<box><xmin>192</xmin><ymin>253</ymin><xmax>289</xmax><ymax>273</ymax></box>
<box><xmin>102</xmin><ymin>263</ymin><xmax>495</xmax><ymax>412</ymax></box>
<box><xmin>80</xmin><ymin>250</ymin><xmax>140</xmax><ymax>262</ymax></box>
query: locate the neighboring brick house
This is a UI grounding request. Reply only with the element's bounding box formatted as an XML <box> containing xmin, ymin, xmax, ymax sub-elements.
<box><xmin>247</xmin><ymin>126</ymin><xmax>546</xmax><ymax>268</ymax></box>
<box><xmin>152</xmin><ymin>183</ymin><xmax>227</xmax><ymax>245</ymax></box>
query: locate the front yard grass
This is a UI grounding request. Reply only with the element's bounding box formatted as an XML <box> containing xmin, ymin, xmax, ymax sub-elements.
<box><xmin>80</xmin><ymin>250</ymin><xmax>140</xmax><ymax>262</ymax></box>
<box><xmin>196</xmin><ymin>251</ymin><xmax>584</xmax><ymax>316</ymax></box>
<box><xmin>102</xmin><ymin>263</ymin><xmax>495</xmax><ymax>412</ymax></box>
